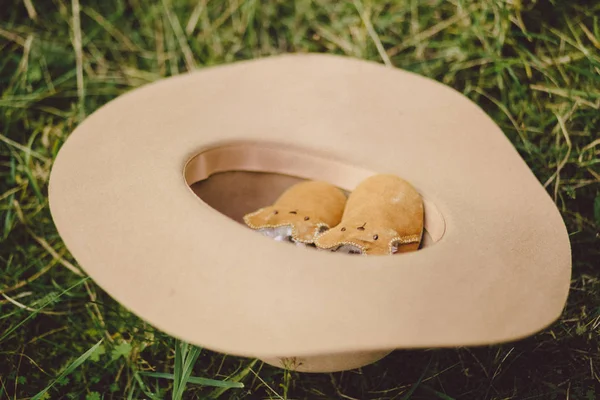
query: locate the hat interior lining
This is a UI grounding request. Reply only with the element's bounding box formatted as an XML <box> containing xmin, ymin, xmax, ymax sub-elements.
<box><xmin>184</xmin><ymin>141</ymin><xmax>445</xmax><ymax>249</ymax></box>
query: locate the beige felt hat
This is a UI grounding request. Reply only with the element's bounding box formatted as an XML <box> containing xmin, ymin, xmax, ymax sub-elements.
<box><xmin>48</xmin><ymin>53</ymin><xmax>572</xmax><ymax>373</ymax></box>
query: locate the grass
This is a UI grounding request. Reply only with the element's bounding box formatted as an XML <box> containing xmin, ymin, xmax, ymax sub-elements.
<box><xmin>1</xmin><ymin>0</ymin><xmax>599</xmax><ymax>398</ymax></box>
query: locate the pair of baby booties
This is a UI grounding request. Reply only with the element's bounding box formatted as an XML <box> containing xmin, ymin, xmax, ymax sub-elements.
<box><xmin>243</xmin><ymin>174</ymin><xmax>424</xmax><ymax>255</ymax></box>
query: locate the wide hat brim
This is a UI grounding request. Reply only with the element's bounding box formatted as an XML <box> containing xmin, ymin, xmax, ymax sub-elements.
<box><xmin>48</xmin><ymin>53</ymin><xmax>571</xmax><ymax>359</ymax></box>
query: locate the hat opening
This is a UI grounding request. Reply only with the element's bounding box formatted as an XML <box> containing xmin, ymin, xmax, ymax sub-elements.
<box><xmin>184</xmin><ymin>142</ymin><xmax>446</xmax><ymax>252</ymax></box>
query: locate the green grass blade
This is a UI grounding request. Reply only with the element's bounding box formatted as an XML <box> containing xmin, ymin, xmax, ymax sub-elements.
<box><xmin>0</xmin><ymin>277</ymin><xmax>89</xmax><ymax>343</ymax></box>
<box><xmin>420</xmin><ymin>385</ymin><xmax>457</xmax><ymax>400</ymax></box>
<box><xmin>400</xmin><ymin>355</ymin><xmax>433</xmax><ymax>400</ymax></box>
<box><xmin>173</xmin><ymin>340</ymin><xmax>184</xmax><ymax>397</ymax></box>
<box><xmin>175</xmin><ymin>345</ymin><xmax>201</xmax><ymax>398</ymax></box>
<box><xmin>208</xmin><ymin>359</ymin><xmax>257</xmax><ymax>399</ymax></box>
<box><xmin>133</xmin><ymin>372</ymin><xmax>163</xmax><ymax>400</ymax></box>
<box><xmin>140</xmin><ymin>371</ymin><xmax>244</xmax><ymax>389</ymax></box>
<box><xmin>31</xmin><ymin>339</ymin><xmax>103</xmax><ymax>400</ymax></box>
